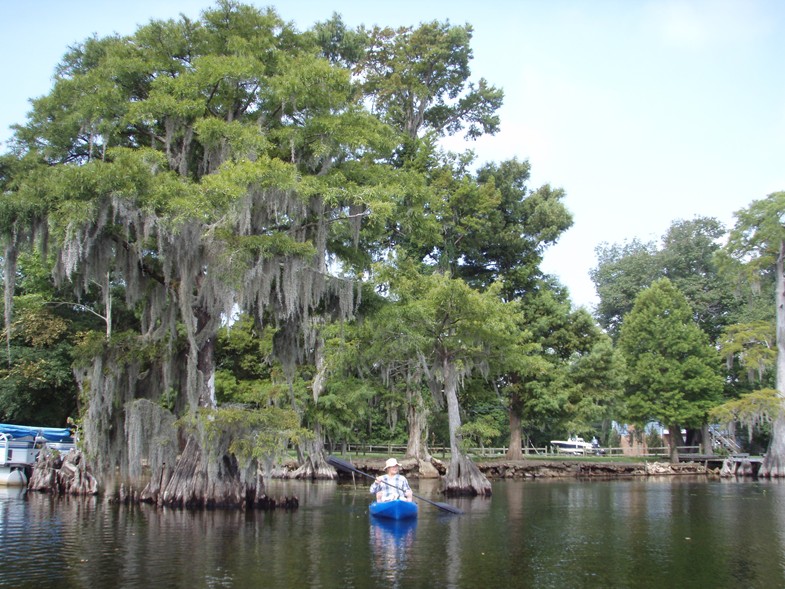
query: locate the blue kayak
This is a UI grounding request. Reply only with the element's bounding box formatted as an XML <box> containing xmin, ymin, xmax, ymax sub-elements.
<box><xmin>369</xmin><ymin>499</ymin><xmax>418</xmax><ymax>520</ymax></box>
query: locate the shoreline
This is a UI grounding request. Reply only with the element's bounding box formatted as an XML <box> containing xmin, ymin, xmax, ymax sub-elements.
<box><xmin>334</xmin><ymin>456</ymin><xmax>715</xmax><ymax>480</ymax></box>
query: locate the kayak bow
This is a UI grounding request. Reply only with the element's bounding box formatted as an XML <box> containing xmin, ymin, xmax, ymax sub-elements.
<box><xmin>370</xmin><ymin>499</ymin><xmax>418</xmax><ymax>520</ymax></box>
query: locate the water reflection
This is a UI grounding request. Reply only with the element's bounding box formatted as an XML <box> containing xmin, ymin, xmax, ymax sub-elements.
<box><xmin>3</xmin><ymin>479</ymin><xmax>785</xmax><ymax>588</ymax></box>
<box><xmin>369</xmin><ymin>518</ymin><xmax>417</xmax><ymax>587</ymax></box>
<box><xmin>0</xmin><ymin>486</ymin><xmax>28</xmax><ymax>550</ymax></box>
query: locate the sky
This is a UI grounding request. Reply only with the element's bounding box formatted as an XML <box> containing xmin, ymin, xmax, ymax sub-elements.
<box><xmin>1</xmin><ymin>0</ymin><xmax>783</xmax><ymax>309</ymax></box>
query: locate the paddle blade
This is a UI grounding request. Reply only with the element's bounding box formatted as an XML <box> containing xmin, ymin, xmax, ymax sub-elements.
<box><xmin>326</xmin><ymin>455</ymin><xmax>353</xmax><ymax>471</ymax></box>
<box><xmin>431</xmin><ymin>501</ymin><xmax>464</xmax><ymax>515</ymax></box>
<box><xmin>327</xmin><ymin>455</ymin><xmax>372</xmax><ymax>479</ymax></box>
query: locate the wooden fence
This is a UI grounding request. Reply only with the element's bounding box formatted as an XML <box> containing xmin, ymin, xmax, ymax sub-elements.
<box><xmin>329</xmin><ymin>443</ymin><xmax>703</xmax><ymax>459</ymax></box>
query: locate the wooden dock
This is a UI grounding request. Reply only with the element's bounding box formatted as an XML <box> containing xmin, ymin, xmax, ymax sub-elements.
<box><xmin>680</xmin><ymin>453</ymin><xmax>763</xmax><ymax>475</ymax></box>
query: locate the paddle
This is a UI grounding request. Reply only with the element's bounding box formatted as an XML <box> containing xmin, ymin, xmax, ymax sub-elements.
<box><xmin>327</xmin><ymin>455</ymin><xmax>464</xmax><ymax>515</ymax></box>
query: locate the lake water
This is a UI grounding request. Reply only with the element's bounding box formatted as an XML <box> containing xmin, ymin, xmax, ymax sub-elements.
<box><xmin>2</xmin><ymin>476</ymin><xmax>784</xmax><ymax>588</ymax></box>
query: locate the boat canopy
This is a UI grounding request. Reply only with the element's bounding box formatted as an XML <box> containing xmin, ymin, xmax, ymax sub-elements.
<box><xmin>0</xmin><ymin>424</ymin><xmax>74</xmax><ymax>442</ymax></box>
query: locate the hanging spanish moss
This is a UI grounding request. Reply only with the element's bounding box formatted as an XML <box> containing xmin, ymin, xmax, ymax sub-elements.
<box><xmin>74</xmin><ymin>332</ymin><xmax>185</xmax><ymax>489</ymax></box>
<box><xmin>0</xmin><ymin>4</ymin><xmax>382</xmax><ymax>506</ymax></box>
<box><xmin>125</xmin><ymin>399</ymin><xmax>178</xmax><ymax>481</ymax></box>
<box><xmin>59</xmin><ymin>181</ymin><xmax>351</xmax><ymax>495</ymax></box>
<box><xmin>134</xmin><ymin>406</ymin><xmax>303</xmax><ymax>508</ymax></box>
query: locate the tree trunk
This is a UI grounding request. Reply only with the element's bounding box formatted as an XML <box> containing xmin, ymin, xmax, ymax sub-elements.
<box><xmin>440</xmin><ymin>356</ymin><xmax>491</xmax><ymax>496</ymax></box>
<box><xmin>138</xmin><ymin>440</ymin><xmax>299</xmax><ymax>509</ymax></box>
<box><xmin>195</xmin><ymin>306</ymin><xmax>217</xmax><ymax>408</ymax></box>
<box><xmin>290</xmin><ymin>421</ymin><xmax>337</xmax><ymax>480</ymax></box>
<box><xmin>28</xmin><ymin>449</ymin><xmax>99</xmax><ymax>495</ymax></box>
<box><xmin>405</xmin><ymin>387</ymin><xmax>441</xmax><ymax>478</ymax></box>
<box><xmin>506</xmin><ymin>388</ymin><xmax>523</xmax><ymax>460</ymax></box>
<box><xmin>405</xmin><ymin>386</ymin><xmax>431</xmax><ymax>460</ymax></box>
<box><xmin>701</xmin><ymin>423</ymin><xmax>711</xmax><ymax>453</ymax></box>
<box><xmin>763</xmin><ymin>416</ymin><xmax>785</xmax><ymax>476</ymax></box>
<box><xmin>152</xmin><ymin>436</ymin><xmax>246</xmax><ymax>508</ymax></box>
<box><xmin>668</xmin><ymin>423</ymin><xmax>682</xmax><ymax>464</ymax></box>
<box><xmin>763</xmin><ymin>238</ymin><xmax>785</xmax><ymax>476</ymax></box>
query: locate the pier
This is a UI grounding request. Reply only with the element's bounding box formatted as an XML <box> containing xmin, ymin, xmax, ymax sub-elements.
<box><xmin>678</xmin><ymin>452</ymin><xmax>763</xmax><ymax>476</ymax></box>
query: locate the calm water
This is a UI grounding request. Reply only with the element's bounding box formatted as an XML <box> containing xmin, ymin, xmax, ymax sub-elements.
<box><xmin>2</xmin><ymin>477</ymin><xmax>784</xmax><ymax>588</ymax></box>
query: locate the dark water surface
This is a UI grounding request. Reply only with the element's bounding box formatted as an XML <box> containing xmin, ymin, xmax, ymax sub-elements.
<box><xmin>2</xmin><ymin>477</ymin><xmax>784</xmax><ymax>588</ymax></box>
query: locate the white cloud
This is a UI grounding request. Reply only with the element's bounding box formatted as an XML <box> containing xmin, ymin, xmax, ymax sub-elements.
<box><xmin>647</xmin><ymin>0</ymin><xmax>773</xmax><ymax>49</ymax></box>
<box><xmin>654</xmin><ymin>1</ymin><xmax>710</xmax><ymax>48</ymax></box>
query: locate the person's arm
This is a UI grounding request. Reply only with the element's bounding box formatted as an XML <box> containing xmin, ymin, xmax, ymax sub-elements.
<box><xmin>370</xmin><ymin>475</ymin><xmax>385</xmax><ymax>499</ymax></box>
<box><xmin>402</xmin><ymin>476</ymin><xmax>413</xmax><ymax>501</ymax></box>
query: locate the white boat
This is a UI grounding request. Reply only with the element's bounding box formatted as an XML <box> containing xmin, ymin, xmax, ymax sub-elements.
<box><xmin>550</xmin><ymin>437</ymin><xmax>596</xmax><ymax>455</ymax></box>
<box><xmin>0</xmin><ymin>433</ymin><xmax>35</xmax><ymax>486</ymax></box>
<box><xmin>0</xmin><ymin>424</ymin><xmax>75</xmax><ymax>486</ymax></box>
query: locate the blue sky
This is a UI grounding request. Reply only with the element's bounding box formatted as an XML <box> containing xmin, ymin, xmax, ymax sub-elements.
<box><xmin>2</xmin><ymin>0</ymin><xmax>783</xmax><ymax>308</ymax></box>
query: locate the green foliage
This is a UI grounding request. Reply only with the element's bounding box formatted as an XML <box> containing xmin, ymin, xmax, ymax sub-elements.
<box><xmin>592</xmin><ymin>239</ymin><xmax>660</xmax><ymax>339</ymax></box>
<box><xmin>709</xmin><ymin>388</ymin><xmax>781</xmax><ymax>433</ymax></box>
<box><xmin>214</xmin><ymin>315</ymin><xmax>292</xmax><ymax>407</ymax></box>
<box><xmin>0</xmin><ymin>306</ymin><xmax>78</xmax><ymax>425</ymax></box>
<box><xmin>717</xmin><ymin>192</ymin><xmax>785</xmax><ymax>457</ymax></box>
<box><xmin>509</xmin><ymin>283</ymin><xmax>619</xmax><ymax>443</ymax></box>
<box><xmin>315</xmin><ymin>375</ymin><xmax>380</xmax><ymax>442</ymax></box>
<box><xmin>360</xmin><ymin>21</ymin><xmax>503</xmax><ymax>143</ymax></box>
<box><xmin>723</xmin><ymin>192</ymin><xmax>785</xmax><ymax>276</ymax></box>
<box><xmin>0</xmin><ymin>250</ymin><xmax>113</xmax><ymax>426</ymax></box>
<box><xmin>565</xmin><ymin>335</ymin><xmax>625</xmax><ymax>434</ymax></box>
<box><xmin>0</xmin><ymin>1</ymin><xmax>628</xmax><ymax>472</ymax></box>
<box><xmin>320</xmin><ymin>292</ymin><xmax>421</xmax><ymax>445</ymax></box>
<box><xmin>644</xmin><ymin>425</ymin><xmax>664</xmax><ymax>450</ymax></box>
<box><xmin>606</xmin><ymin>427</ymin><xmax>621</xmax><ymax>449</ymax></box>
<box><xmin>458</xmin><ymin>416</ymin><xmax>502</xmax><ymax>450</ymax></box>
<box><xmin>72</xmin><ymin>329</ymin><xmax>172</xmax><ymax>371</ymax></box>
<box><xmin>658</xmin><ymin>217</ymin><xmax>739</xmax><ymax>341</ymax></box>
<box><xmin>458</xmin><ymin>399</ymin><xmax>507</xmax><ymax>449</ymax></box>
<box><xmin>178</xmin><ymin>405</ymin><xmax>307</xmax><ymax>463</ymax></box>
<box><xmin>593</xmin><ymin>217</ymin><xmax>740</xmax><ymax>342</ymax></box>
<box><xmin>719</xmin><ymin>321</ymin><xmax>776</xmax><ymax>383</ymax></box>
<box><xmin>310</xmin><ymin>13</ymin><xmax>369</xmax><ymax>66</ymax></box>
<box><xmin>401</xmin><ymin>272</ymin><xmax>524</xmax><ymax>379</ymax></box>
<box><xmin>618</xmin><ymin>278</ymin><xmax>724</xmax><ymax>429</ymax></box>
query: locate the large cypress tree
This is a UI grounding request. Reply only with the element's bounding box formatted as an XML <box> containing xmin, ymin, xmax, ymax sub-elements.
<box><xmin>0</xmin><ymin>1</ymin><xmax>393</xmax><ymax>502</ymax></box>
<box><xmin>618</xmin><ymin>278</ymin><xmax>723</xmax><ymax>462</ymax></box>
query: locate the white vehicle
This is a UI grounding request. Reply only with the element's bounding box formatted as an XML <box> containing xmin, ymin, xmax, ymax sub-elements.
<box><xmin>550</xmin><ymin>436</ymin><xmax>603</xmax><ymax>456</ymax></box>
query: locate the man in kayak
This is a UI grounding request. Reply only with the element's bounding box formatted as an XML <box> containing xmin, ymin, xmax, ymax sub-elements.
<box><xmin>370</xmin><ymin>457</ymin><xmax>413</xmax><ymax>502</ymax></box>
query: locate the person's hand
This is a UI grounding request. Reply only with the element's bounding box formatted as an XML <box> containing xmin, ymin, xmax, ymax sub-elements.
<box><xmin>375</xmin><ymin>476</ymin><xmax>383</xmax><ymax>484</ymax></box>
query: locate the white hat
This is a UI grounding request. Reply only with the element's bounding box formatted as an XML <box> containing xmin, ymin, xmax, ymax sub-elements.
<box><xmin>384</xmin><ymin>458</ymin><xmax>400</xmax><ymax>470</ymax></box>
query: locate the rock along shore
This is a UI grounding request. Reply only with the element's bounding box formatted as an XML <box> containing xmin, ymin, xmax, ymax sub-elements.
<box><xmin>333</xmin><ymin>456</ymin><xmax>713</xmax><ymax>480</ymax></box>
